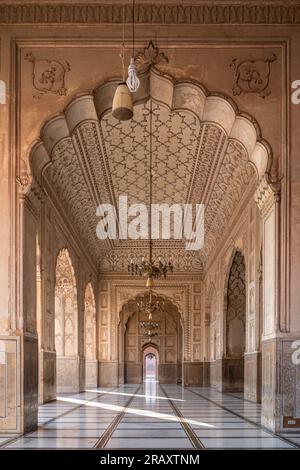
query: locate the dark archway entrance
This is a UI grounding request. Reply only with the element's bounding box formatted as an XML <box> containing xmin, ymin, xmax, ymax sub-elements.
<box><xmin>223</xmin><ymin>251</ymin><xmax>246</xmax><ymax>392</ymax></box>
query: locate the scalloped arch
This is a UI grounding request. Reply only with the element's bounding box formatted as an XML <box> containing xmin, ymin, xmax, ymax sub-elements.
<box><xmin>30</xmin><ymin>66</ymin><xmax>272</xmax><ymax>181</ymax></box>
<box><xmin>118</xmin><ymin>289</ymin><xmax>183</xmax><ymax>326</ymax></box>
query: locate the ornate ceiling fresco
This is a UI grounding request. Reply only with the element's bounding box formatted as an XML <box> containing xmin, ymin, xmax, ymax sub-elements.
<box><xmin>31</xmin><ymin>67</ymin><xmax>270</xmax><ymax>274</ymax></box>
<box><xmin>101</xmin><ymin>101</ymin><xmax>199</xmax><ymax>207</ymax></box>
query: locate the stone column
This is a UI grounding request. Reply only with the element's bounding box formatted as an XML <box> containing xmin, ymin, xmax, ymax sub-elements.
<box><xmin>77</xmin><ymin>272</ymin><xmax>86</xmax><ymax>393</ymax></box>
<box><xmin>244</xmin><ymin>204</ymin><xmax>262</xmax><ymax>403</ymax></box>
<box><xmin>256</xmin><ymin>171</ymin><xmax>300</xmax><ymax>432</ymax></box>
<box><xmin>38</xmin><ymin>202</ymin><xmax>56</xmax><ymax>403</ymax></box>
<box><xmin>0</xmin><ymin>173</ymin><xmax>44</xmax><ymax>434</ymax></box>
<box><xmin>0</xmin><ymin>51</ymin><xmax>21</xmax><ymax>433</ymax></box>
<box><xmin>255</xmin><ymin>177</ymin><xmax>282</xmax><ymax>431</ymax></box>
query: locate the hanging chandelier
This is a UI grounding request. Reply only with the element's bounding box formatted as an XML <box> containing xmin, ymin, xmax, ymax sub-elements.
<box><xmin>137</xmin><ymin>290</ymin><xmax>162</xmax><ymax>341</ymax></box>
<box><xmin>140</xmin><ymin>318</ymin><xmax>160</xmax><ymax>341</ymax></box>
<box><xmin>128</xmin><ymin>257</ymin><xmax>173</xmax><ymax>284</ymax></box>
<box><xmin>136</xmin><ymin>289</ymin><xmax>164</xmax><ymax>318</ymax></box>
<box><xmin>128</xmin><ymin>100</ymin><xmax>174</xmax><ymax>284</ymax></box>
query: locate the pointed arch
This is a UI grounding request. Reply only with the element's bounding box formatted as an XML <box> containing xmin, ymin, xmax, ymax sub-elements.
<box><xmin>84</xmin><ymin>282</ymin><xmax>96</xmax><ymax>361</ymax></box>
<box><xmin>223</xmin><ymin>249</ymin><xmax>246</xmax><ymax>392</ymax></box>
<box><xmin>118</xmin><ymin>289</ymin><xmax>184</xmax><ymax>328</ymax></box>
<box><xmin>54</xmin><ymin>248</ymin><xmax>79</xmax><ymax>394</ymax></box>
<box><xmin>225</xmin><ymin>251</ymin><xmax>246</xmax><ymax>358</ymax></box>
<box><xmin>30</xmin><ymin>67</ymin><xmax>272</xmax><ymax>184</ymax></box>
<box><xmin>84</xmin><ymin>282</ymin><xmax>98</xmax><ymax>388</ymax></box>
<box><xmin>54</xmin><ymin>248</ymin><xmax>78</xmax><ymax>357</ymax></box>
<box><xmin>142</xmin><ymin>343</ymin><xmax>159</xmax><ymax>381</ymax></box>
<box><xmin>118</xmin><ymin>292</ymin><xmax>183</xmax><ymax>385</ymax></box>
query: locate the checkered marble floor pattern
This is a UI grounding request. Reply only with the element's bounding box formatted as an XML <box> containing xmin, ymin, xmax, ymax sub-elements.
<box><xmin>1</xmin><ymin>381</ymin><xmax>299</xmax><ymax>450</ymax></box>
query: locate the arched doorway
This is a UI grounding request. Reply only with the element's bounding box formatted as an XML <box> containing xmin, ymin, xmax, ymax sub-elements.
<box><xmin>143</xmin><ymin>344</ymin><xmax>158</xmax><ymax>381</ymax></box>
<box><xmin>118</xmin><ymin>293</ymin><xmax>183</xmax><ymax>384</ymax></box>
<box><xmin>223</xmin><ymin>251</ymin><xmax>246</xmax><ymax>392</ymax></box>
<box><xmin>54</xmin><ymin>249</ymin><xmax>78</xmax><ymax>393</ymax></box>
<box><xmin>84</xmin><ymin>283</ymin><xmax>97</xmax><ymax>388</ymax></box>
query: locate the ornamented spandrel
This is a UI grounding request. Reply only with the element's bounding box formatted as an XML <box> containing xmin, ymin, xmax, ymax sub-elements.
<box><xmin>25</xmin><ymin>52</ymin><xmax>70</xmax><ymax>98</ymax></box>
<box><xmin>230</xmin><ymin>53</ymin><xmax>277</xmax><ymax>98</ymax></box>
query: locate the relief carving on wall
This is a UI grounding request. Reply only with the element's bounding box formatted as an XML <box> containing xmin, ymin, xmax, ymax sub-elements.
<box><xmin>25</xmin><ymin>52</ymin><xmax>70</xmax><ymax>98</ymax></box>
<box><xmin>230</xmin><ymin>53</ymin><xmax>277</xmax><ymax>98</ymax></box>
<box><xmin>1</xmin><ymin>4</ymin><xmax>299</xmax><ymax>25</ymax></box>
<box><xmin>55</xmin><ymin>249</ymin><xmax>77</xmax><ymax>357</ymax></box>
<box><xmin>135</xmin><ymin>41</ymin><xmax>169</xmax><ymax>73</ymax></box>
<box><xmin>17</xmin><ymin>158</ymin><xmax>31</xmax><ymax>193</ymax></box>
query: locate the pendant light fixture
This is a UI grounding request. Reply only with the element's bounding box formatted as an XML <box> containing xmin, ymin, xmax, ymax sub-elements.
<box><xmin>137</xmin><ymin>290</ymin><xmax>161</xmax><ymax>341</ymax></box>
<box><xmin>112</xmin><ymin>4</ymin><xmax>133</xmax><ymax>121</ymax></box>
<box><xmin>112</xmin><ymin>82</ymin><xmax>133</xmax><ymax>121</ymax></box>
<box><xmin>128</xmin><ymin>100</ymin><xmax>174</xmax><ymax>283</ymax></box>
<box><xmin>126</xmin><ymin>0</ymin><xmax>140</xmax><ymax>93</ymax></box>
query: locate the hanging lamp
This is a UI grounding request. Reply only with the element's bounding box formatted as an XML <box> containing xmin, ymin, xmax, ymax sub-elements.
<box><xmin>112</xmin><ymin>82</ymin><xmax>133</xmax><ymax>121</ymax></box>
<box><xmin>126</xmin><ymin>0</ymin><xmax>140</xmax><ymax>93</ymax></box>
<box><xmin>112</xmin><ymin>4</ymin><xmax>133</xmax><ymax>121</ymax></box>
<box><xmin>128</xmin><ymin>100</ymin><xmax>174</xmax><ymax>282</ymax></box>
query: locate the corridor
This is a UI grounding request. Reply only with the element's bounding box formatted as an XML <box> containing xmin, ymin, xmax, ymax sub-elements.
<box><xmin>1</xmin><ymin>382</ymin><xmax>299</xmax><ymax>450</ymax></box>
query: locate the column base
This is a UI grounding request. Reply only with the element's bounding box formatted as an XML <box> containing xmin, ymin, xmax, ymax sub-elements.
<box><xmin>159</xmin><ymin>363</ymin><xmax>178</xmax><ymax>384</ymax></box>
<box><xmin>39</xmin><ymin>349</ymin><xmax>56</xmax><ymax>404</ymax></box>
<box><xmin>23</xmin><ymin>334</ymin><xmax>39</xmax><ymax>433</ymax></box>
<box><xmin>183</xmin><ymin>362</ymin><xmax>209</xmax><ymax>386</ymax></box>
<box><xmin>0</xmin><ymin>334</ymin><xmax>39</xmax><ymax>434</ymax></box>
<box><xmin>222</xmin><ymin>357</ymin><xmax>244</xmax><ymax>392</ymax></box>
<box><xmin>209</xmin><ymin>358</ymin><xmax>244</xmax><ymax>392</ymax></box>
<box><xmin>118</xmin><ymin>362</ymin><xmax>125</xmax><ymax>384</ymax></box>
<box><xmin>124</xmin><ymin>363</ymin><xmax>142</xmax><ymax>383</ymax></box>
<box><xmin>85</xmin><ymin>359</ymin><xmax>98</xmax><ymax>389</ymax></box>
<box><xmin>244</xmin><ymin>351</ymin><xmax>262</xmax><ymax>403</ymax></box>
<box><xmin>56</xmin><ymin>355</ymin><xmax>85</xmax><ymax>394</ymax></box>
<box><xmin>209</xmin><ymin>359</ymin><xmax>222</xmax><ymax>390</ymax></box>
<box><xmin>0</xmin><ymin>335</ymin><xmax>20</xmax><ymax>433</ymax></box>
<box><xmin>98</xmin><ymin>361</ymin><xmax>118</xmax><ymax>386</ymax></box>
<box><xmin>262</xmin><ymin>337</ymin><xmax>300</xmax><ymax>432</ymax></box>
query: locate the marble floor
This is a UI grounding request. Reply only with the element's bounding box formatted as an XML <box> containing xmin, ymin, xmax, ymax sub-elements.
<box><xmin>1</xmin><ymin>381</ymin><xmax>300</xmax><ymax>450</ymax></box>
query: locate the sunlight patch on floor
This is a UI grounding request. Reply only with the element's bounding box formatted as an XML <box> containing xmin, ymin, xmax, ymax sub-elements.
<box><xmin>57</xmin><ymin>396</ymin><xmax>215</xmax><ymax>428</ymax></box>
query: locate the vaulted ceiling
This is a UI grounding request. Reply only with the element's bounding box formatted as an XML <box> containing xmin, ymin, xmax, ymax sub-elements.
<box><xmin>31</xmin><ymin>68</ymin><xmax>270</xmax><ymax>274</ymax></box>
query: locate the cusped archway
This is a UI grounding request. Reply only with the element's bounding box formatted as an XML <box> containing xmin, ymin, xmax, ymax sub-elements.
<box><xmin>142</xmin><ymin>343</ymin><xmax>159</xmax><ymax>381</ymax></box>
<box><xmin>118</xmin><ymin>291</ymin><xmax>183</xmax><ymax>385</ymax></box>
<box><xmin>54</xmin><ymin>248</ymin><xmax>79</xmax><ymax>393</ymax></box>
<box><xmin>84</xmin><ymin>282</ymin><xmax>97</xmax><ymax>388</ymax></box>
<box><xmin>28</xmin><ymin>67</ymin><xmax>273</xmax><ymax>274</ymax></box>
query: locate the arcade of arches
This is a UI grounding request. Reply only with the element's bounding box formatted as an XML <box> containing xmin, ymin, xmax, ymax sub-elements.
<box><xmin>0</xmin><ymin>1</ymin><xmax>300</xmax><ymax>448</ymax></box>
